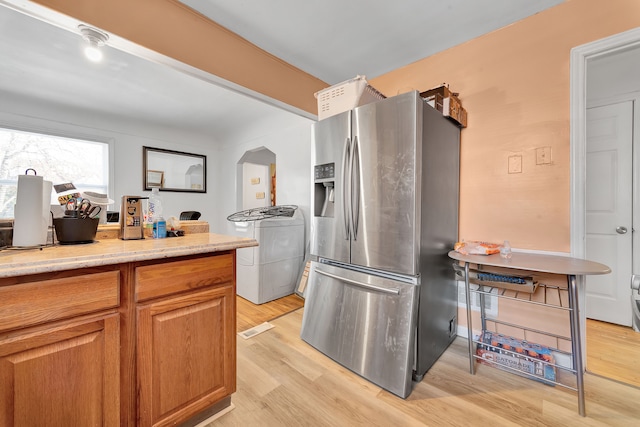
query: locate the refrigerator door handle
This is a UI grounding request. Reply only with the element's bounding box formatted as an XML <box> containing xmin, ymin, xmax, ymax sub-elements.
<box><xmin>315</xmin><ymin>268</ymin><xmax>401</xmax><ymax>295</ymax></box>
<box><xmin>342</xmin><ymin>137</ymin><xmax>351</xmax><ymax>240</ymax></box>
<box><xmin>351</xmin><ymin>135</ymin><xmax>360</xmax><ymax>240</ymax></box>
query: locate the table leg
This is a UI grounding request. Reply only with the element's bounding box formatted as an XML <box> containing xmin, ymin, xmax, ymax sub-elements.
<box><xmin>464</xmin><ymin>262</ymin><xmax>475</xmax><ymax>374</ymax></box>
<box><xmin>567</xmin><ymin>274</ymin><xmax>585</xmax><ymax>416</ymax></box>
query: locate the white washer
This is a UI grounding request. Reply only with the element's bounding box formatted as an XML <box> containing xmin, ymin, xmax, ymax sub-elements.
<box><xmin>228</xmin><ymin>209</ymin><xmax>304</xmax><ymax>304</ymax></box>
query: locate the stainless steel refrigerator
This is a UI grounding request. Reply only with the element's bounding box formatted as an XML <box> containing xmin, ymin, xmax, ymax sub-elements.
<box><xmin>300</xmin><ymin>90</ymin><xmax>460</xmax><ymax>398</ymax></box>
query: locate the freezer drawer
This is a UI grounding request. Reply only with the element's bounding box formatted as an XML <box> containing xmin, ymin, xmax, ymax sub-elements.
<box><xmin>300</xmin><ymin>261</ymin><xmax>419</xmax><ymax>398</ymax></box>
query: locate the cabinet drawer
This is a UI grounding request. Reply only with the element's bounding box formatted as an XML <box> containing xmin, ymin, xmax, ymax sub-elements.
<box><xmin>135</xmin><ymin>253</ymin><xmax>234</xmax><ymax>302</ymax></box>
<box><xmin>0</xmin><ymin>270</ymin><xmax>120</xmax><ymax>333</ymax></box>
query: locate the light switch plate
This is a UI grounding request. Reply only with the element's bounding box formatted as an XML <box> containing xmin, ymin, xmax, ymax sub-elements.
<box><xmin>508</xmin><ymin>155</ymin><xmax>522</xmax><ymax>174</ymax></box>
<box><xmin>536</xmin><ymin>146</ymin><xmax>552</xmax><ymax>165</ymax></box>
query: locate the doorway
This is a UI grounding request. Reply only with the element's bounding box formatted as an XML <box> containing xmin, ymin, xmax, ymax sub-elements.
<box><xmin>235</xmin><ymin>147</ymin><xmax>276</xmax><ymax>211</ymax></box>
<box><xmin>571</xmin><ymin>27</ymin><xmax>640</xmax><ymax>387</ymax></box>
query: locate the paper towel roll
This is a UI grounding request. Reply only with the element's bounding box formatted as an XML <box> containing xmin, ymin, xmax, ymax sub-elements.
<box><xmin>13</xmin><ymin>173</ymin><xmax>51</xmax><ymax>247</ymax></box>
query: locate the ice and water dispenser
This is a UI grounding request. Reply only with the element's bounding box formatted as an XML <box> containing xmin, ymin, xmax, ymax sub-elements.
<box><xmin>314</xmin><ymin>163</ymin><xmax>335</xmax><ymax>217</ymax></box>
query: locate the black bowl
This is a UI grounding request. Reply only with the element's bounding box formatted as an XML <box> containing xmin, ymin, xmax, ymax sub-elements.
<box><xmin>53</xmin><ymin>217</ymin><xmax>99</xmax><ymax>244</ymax></box>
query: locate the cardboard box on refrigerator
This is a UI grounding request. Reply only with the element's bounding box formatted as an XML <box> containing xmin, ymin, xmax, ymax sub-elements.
<box><xmin>420</xmin><ymin>85</ymin><xmax>467</xmax><ymax>128</ymax></box>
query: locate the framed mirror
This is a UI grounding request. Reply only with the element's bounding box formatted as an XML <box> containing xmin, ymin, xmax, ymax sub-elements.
<box><xmin>143</xmin><ymin>146</ymin><xmax>206</xmax><ymax>192</ymax></box>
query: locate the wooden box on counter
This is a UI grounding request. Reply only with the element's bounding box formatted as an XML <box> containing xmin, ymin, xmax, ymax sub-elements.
<box><xmin>420</xmin><ymin>85</ymin><xmax>467</xmax><ymax>128</ymax></box>
<box><xmin>95</xmin><ymin>220</ymin><xmax>210</xmax><ymax>240</ymax></box>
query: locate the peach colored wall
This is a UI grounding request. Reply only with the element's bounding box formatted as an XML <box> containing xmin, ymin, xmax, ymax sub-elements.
<box><xmin>29</xmin><ymin>0</ymin><xmax>326</xmax><ymax>114</ymax></box>
<box><xmin>370</xmin><ymin>0</ymin><xmax>640</xmax><ymax>252</ymax></box>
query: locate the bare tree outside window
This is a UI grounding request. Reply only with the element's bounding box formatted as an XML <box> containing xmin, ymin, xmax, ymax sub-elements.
<box><xmin>0</xmin><ymin>128</ymin><xmax>109</xmax><ymax>218</ymax></box>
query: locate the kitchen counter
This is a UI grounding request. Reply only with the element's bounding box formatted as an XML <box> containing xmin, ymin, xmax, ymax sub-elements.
<box><xmin>0</xmin><ymin>233</ymin><xmax>257</xmax><ymax>426</ymax></box>
<box><xmin>0</xmin><ymin>233</ymin><xmax>258</xmax><ymax>278</ymax></box>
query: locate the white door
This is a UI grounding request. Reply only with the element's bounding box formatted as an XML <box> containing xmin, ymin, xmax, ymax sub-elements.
<box><xmin>585</xmin><ymin>101</ymin><xmax>633</xmax><ymax>326</ymax></box>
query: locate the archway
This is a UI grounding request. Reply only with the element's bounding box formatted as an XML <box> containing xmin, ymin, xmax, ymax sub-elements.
<box><xmin>235</xmin><ymin>147</ymin><xmax>276</xmax><ymax>211</ymax></box>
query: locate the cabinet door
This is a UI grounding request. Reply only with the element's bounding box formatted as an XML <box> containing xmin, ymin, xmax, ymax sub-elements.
<box><xmin>137</xmin><ymin>284</ymin><xmax>235</xmax><ymax>427</ymax></box>
<box><xmin>0</xmin><ymin>314</ymin><xmax>120</xmax><ymax>426</ymax></box>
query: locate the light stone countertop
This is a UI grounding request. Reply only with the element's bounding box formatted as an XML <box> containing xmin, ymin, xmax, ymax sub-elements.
<box><xmin>0</xmin><ymin>233</ymin><xmax>258</xmax><ymax>278</ymax></box>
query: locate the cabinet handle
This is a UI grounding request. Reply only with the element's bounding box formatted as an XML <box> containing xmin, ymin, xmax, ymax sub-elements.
<box><xmin>616</xmin><ymin>226</ymin><xmax>628</xmax><ymax>234</ymax></box>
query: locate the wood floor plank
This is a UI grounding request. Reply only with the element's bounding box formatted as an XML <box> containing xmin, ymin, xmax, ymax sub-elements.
<box><xmin>235</xmin><ymin>343</ymin><xmax>281</xmax><ymax>397</ymax></box>
<box><xmin>586</xmin><ymin>319</ymin><xmax>640</xmax><ymax>388</ymax></box>
<box><xmin>236</xmin><ymin>294</ymin><xmax>304</xmax><ymax>332</ymax></box>
<box><xmin>540</xmin><ymin>400</ymin><xmax>612</xmax><ymax>427</ymax></box>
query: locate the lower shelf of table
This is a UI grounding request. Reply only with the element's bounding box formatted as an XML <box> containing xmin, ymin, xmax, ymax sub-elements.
<box><xmin>472</xmin><ymin>335</ymin><xmax>577</xmax><ymax>391</ymax></box>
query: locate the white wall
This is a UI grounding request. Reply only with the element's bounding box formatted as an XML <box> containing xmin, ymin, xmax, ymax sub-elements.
<box><xmin>0</xmin><ymin>92</ymin><xmax>221</xmax><ymax>222</ymax></box>
<box><xmin>0</xmin><ymin>91</ymin><xmax>313</xmax><ymax>238</ymax></box>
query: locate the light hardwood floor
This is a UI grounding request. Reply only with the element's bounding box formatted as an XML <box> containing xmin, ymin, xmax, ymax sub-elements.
<box><xmin>586</xmin><ymin>319</ymin><xmax>640</xmax><ymax>388</ymax></box>
<box><xmin>216</xmin><ymin>307</ymin><xmax>640</xmax><ymax>426</ymax></box>
<box><xmin>236</xmin><ymin>294</ymin><xmax>304</xmax><ymax>332</ymax></box>
<box><xmin>237</xmin><ymin>296</ymin><xmax>640</xmax><ymax>389</ymax></box>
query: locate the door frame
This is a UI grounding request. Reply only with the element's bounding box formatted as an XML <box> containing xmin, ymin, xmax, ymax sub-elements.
<box><xmin>571</xmin><ymin>27</ymin><xmax>640</xmax><ymax>258</ymax></box>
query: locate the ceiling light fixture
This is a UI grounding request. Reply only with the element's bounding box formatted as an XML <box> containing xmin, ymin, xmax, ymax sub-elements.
<box><xmin>78</xmin><ymin>24</ymin><xmax>109</xmax><ymax>62</ymax></box>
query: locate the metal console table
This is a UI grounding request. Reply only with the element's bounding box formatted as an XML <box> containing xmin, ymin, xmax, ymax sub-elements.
<box><xmin>448</xmin><ymin>251</ymin><xmax>610</xmax><ymax>417</ymax></box>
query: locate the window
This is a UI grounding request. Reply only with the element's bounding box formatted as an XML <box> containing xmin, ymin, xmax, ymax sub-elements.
<box><xmin>0</xmin><ymin>127</ymin><xmax>110</xmax><ymax>218</ymax></box>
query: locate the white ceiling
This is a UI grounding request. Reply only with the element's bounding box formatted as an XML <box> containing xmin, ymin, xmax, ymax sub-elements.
<box><xmin>0</xmin><ymin>4</ymin><xmax>304</xmax><ymax>146</ymax></box>
<box><xmin>180</xmin><ymin>0</ymin><xmax>564</xmax><ymax>84</ymax></box>
<box><xmin>0</xmin><ymin>1</ymin><xmax>564</xmax><ymax>145</ymax></box>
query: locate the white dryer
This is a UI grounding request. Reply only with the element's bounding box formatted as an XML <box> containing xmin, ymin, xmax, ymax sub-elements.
<box><xmin>228</xmin><ymin>206</ymin><xmax>304</xmax><ymax>304</ymax></box>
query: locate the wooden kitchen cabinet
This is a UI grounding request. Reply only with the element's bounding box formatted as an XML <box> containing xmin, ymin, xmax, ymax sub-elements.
<box><xmin>0</xmin><ymin>313</ymin><xmax>120</xmax><ymax>426</ymax></box>
<box><xmin>134</xmin><ymin>253</ymin><xmax>236</xmax><ymax>427</ymax></box>
<box><xmin>137</xmin><ymin>284</ymin><xmax>235</xmax><ymax>427</ymax></box>
<box><xmin>0</xmin><ymin>267</ymin><xmax>122</xmax><ymax>427</ymax></box>
<box><xmin>0</xmin><ymin>238</ymin><xmax>247</xmax><ymax>427</ymax></box>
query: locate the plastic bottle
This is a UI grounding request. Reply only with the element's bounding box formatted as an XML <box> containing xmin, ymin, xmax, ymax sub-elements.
<box><xmin>148</xmin><ymin>188</ymin><xmax>166</xmax><ymax>238</ymax></box>
<box><xmin>148</xmin><ymin>188</ymin><xmax>162</xmax><ymax>223</ymax></box>
<box><xmin>153</xmin><ymin>216</ymin><xmax>167</xmax><ymax>239</ymax></box>
<box><xmin>500</xmin><ymin>240</ymin><xmax>512</xmax><ymax>259</ymax></box>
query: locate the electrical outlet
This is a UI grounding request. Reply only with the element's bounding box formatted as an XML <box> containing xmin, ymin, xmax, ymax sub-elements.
<box><xmin>508</xmin><ymin>155</ymin><xmax>522</xmax><ymax>174</ymax></box>
<box><xmin>536</xmin><ymin>146</ymin><xmax>552</xmax><ymax>165</ymax></box>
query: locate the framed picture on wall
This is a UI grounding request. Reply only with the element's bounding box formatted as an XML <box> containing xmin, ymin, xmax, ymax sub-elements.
<box><xmin>146</xmin><ymin>170</ymin><xmax>164</xmax><ymax>188</ymax></box>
